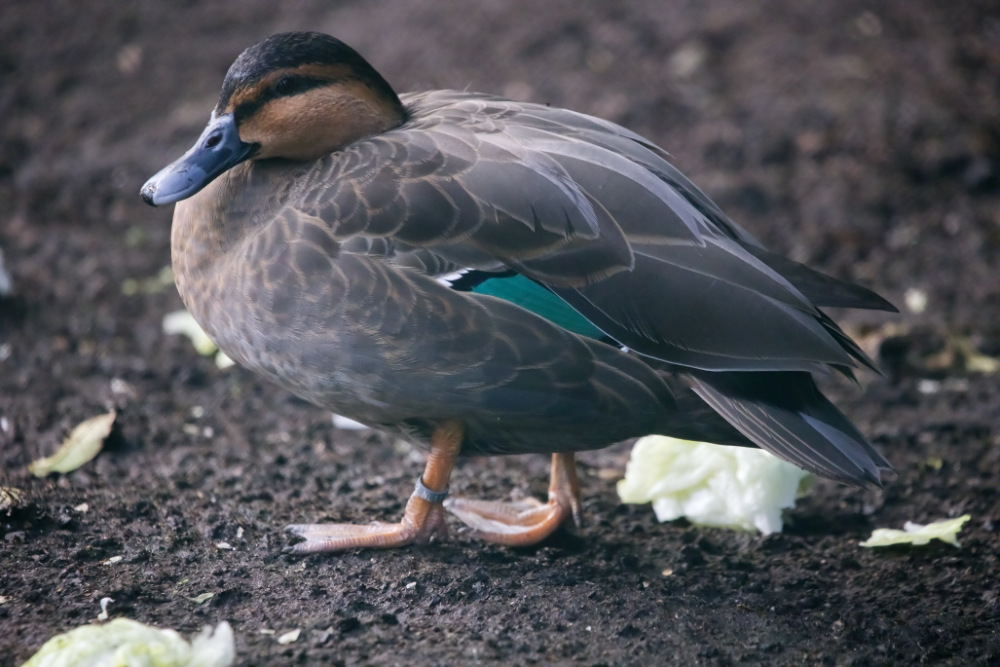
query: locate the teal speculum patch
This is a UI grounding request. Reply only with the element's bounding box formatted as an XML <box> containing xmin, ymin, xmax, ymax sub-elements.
<box><xmin>471</xmin><ymin>274</ymin><xmax>607</xmax><ymax>340</ymax></box>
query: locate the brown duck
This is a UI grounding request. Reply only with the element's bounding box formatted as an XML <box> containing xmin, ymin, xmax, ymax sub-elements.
<box><xmin>142</xmin><ymin>32</ymin><xmax>895</xmax><ymax>553</ymax></box>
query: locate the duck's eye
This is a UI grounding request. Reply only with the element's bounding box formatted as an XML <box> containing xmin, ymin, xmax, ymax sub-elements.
<box><xmin>273</xmin><ymin>76</ymin><xmax>300</xmax><ymax>96</ymax></box>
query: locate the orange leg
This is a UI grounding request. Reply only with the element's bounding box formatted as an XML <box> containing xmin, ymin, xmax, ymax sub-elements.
<box><xmin>284</xmin><ymin>420</ymin><xmax>463</xmax><ymax>553</ymax></box>
<box><xmin>444</xmin><ymin>452</ymin><xmax>583</xmax><ymax>546</ymax></box>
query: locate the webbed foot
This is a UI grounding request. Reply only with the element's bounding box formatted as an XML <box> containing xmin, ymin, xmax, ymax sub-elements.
<box><xmin>284</xmin><ymin>420</ymin><xmax>463</xmax><ymax>553</ymax></box>
<box><xmin>444</xmin><ymin>452</ymin><xmax>582</xmax><ymax>546</ymax></box>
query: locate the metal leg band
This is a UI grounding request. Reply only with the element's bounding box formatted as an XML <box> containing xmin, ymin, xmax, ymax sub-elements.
<box><xmin>413</xmin><ymin>476</ymin><xmax>449</xmax><ymax>504</ymax></box>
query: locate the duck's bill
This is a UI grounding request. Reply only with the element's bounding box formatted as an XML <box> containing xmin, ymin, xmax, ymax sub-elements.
<box><xmin>141</xmin><ymin>113</ymin><xmax>256</xmax><ymax>206</ymax></box>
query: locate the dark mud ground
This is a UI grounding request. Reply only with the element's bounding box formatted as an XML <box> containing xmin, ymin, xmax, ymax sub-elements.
<box><xmin>2</xmin><ymin>1</ymin><xmax>1000</xmax><ymax>664</ymax></box>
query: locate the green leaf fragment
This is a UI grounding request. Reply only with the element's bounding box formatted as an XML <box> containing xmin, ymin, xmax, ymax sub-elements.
<box><xmin>859</xmin><ymin>514</ymin><xmax>972</xmax><ymax>548</ymax></box>
<box><xmin>23</xmin><ymin>618</ymin><xmax>235</xmax><ymax>667</ymax></box>
<box><xmin>163</xmin><ymin>310</ymin><xmax>234</xmax><ymax>368</ymax></box>
<box><xmin>29</xmin><ymin>411</ymin><xmax>116</xmax><ymax>477</ymax></box>
<box><xmin>163</xmin><ymin>310</ymin><xmax>219</xmax><ymax>356</ymax></box>
<box><xmin>0</xmin><ymin>487</ymin><xmax>23</xmax><ymax>514</ymax></box>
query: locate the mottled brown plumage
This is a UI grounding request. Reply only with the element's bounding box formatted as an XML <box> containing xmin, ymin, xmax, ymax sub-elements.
<box><xmin>143</xmin><ymin>32</ymin><xmax>894</xmax><ymax>552</ymax></box>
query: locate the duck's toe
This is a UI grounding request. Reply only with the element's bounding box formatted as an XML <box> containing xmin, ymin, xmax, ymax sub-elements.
<box><xmin>443</xmin><ymin>495</ymin><xmax>572</xmax><ymax>546</ymax></box>
<box><xmin>284</xmin><ymin>496</ymin><xmax>449</xmax><ymax>553</ymax></box>
<box><xmin>443</xmin><ymin>452</ymin><xmax>582</xmax><ymax>546</ymax></box>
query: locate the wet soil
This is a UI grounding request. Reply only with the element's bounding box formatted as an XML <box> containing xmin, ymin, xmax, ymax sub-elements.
<box><xmin>2</xmin><ymin>1</ymin><xmax>1000</xmax><ymax>664</ymax></box>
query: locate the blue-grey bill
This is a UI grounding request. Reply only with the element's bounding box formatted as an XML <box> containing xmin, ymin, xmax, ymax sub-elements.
<box><xmin>141</xmin><ymin>113</ymin><xmax>254</xmax><ymax>206</ymax></box>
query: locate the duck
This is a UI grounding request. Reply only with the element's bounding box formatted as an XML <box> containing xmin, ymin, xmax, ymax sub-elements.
<box><xmin>142</xmin><ymin>31</ymin><xmax>895</xmax><ymax>553</ymax></box>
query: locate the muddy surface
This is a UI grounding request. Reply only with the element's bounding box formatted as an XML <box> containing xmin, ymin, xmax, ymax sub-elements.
<box><xmin>2</xmin><ymin>1</ymin><xmax>999</xmax><ymax>664</ymax></box>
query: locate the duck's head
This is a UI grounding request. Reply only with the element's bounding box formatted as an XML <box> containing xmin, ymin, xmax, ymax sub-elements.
<box><xmin>141</xmin><ymin>32</ymin><xmax>405</xmax><ymax>206</ymax></box>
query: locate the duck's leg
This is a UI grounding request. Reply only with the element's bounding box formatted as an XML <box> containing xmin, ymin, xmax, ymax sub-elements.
<box><xmin>284</xmin><ymin>420</ymin><xmax>463</xmax><ymax>553</ymax></box>
<box><xmin>444</xmin><ymin>452</ymin><xmax>583</xmax><ymax>546</ymax></box>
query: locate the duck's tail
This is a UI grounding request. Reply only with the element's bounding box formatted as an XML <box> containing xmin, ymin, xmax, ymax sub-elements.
<box><xmin>683</xmin><ymin>370</ymin><xmax>891</xmax><ymax>488</ymax></box>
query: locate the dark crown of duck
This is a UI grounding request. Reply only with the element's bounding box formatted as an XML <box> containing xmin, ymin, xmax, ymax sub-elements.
<box><xmin>142</xmin><ymin>32</ymin><xmax>405</xmax><ymax>206</ymax></box>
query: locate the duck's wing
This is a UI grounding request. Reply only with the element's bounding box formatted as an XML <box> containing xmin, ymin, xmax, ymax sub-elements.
<box><xmin>302</xmin><ymin>97</ymin><xmax>636</xmax><ymax>288</ymax></box>
<box><xmin>481</xmin><ymin>100</ymin><xmax>896</xmax><ymax>313</ymax></box>
<box><xmin>428</xmin><ymin>97</ymin><xmax>896</xmax><ymax>312</ymax></box>
<box><xmin>739</xmin><ymin>246</ymin><xmax>897</xmax><ymax>311</ymax></box>
<box><xmin>296</xmin><ymin>92</ymin><xmax>885</xmax><ymax>375</ymax></box>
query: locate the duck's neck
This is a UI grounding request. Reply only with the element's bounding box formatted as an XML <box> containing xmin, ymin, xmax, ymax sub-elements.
<box><xmin>170</xmin><ymin>164</ymin><xmax>260</xmax><ymax>322</ymax></box>
<box><xmin>172</xmin><ymin>183</ymin><xmax>226</xmax><ymax>309</ymax></box>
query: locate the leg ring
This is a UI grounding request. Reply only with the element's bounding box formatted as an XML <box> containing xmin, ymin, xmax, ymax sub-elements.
<box><xmin>413</xmin><ymin>475</ymin><xmax>449</xmax><ymax>503</ymax></box>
